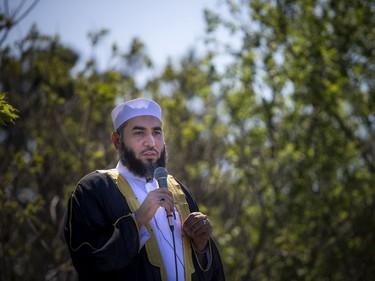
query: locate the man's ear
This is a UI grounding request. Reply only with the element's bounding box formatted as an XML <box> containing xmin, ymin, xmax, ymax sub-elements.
<box><xmin>111</xmin><ymin>132</ymin><xmax>120</xmax><ymax>150</ymax></box>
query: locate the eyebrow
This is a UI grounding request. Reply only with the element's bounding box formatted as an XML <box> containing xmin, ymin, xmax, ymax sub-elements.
<box><xmin>131</xmin><ymin>126</ymin><xmax>162</xmax><ymax>131</ymax></box>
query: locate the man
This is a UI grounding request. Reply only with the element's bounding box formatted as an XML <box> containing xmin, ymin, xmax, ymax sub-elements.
<box><xmin>64</xmin><ymin>98</ymin><xmax>225</xmax><ymax>281</ymax></box>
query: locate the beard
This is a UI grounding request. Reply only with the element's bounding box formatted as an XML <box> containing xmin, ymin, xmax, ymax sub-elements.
<box><xmin>119</xmin><ymin>142</ymin><xmax>167</xmax><ymax>181</ymax></box>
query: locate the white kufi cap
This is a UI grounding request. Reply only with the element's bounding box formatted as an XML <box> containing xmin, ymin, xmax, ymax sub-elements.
<box><xmin>111</xmin><ymin>98</ymin><xmax>162</xmax><ymax>130</ymax></box>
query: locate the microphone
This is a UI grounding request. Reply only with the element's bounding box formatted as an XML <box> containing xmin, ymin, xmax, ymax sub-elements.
<box><xmin>154</xmin><ymin>167</ymin><xmax>179</xmax><ymax>281</ymax></box>
<box><xmin>154</xmin><ymin>167</ymin><xmax>174</xmax><ymax>231</ymax></box>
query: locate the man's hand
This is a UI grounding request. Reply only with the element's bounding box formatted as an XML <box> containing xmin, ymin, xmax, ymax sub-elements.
<box><xmin>183</xmin><ymin>212</ymin><xmax>212</xmax><ymax>251</ymax></box>
<box><xmin>134</xmin><ymin>189</ymin><xmax>174</xmax><ymax>228</ymax></box>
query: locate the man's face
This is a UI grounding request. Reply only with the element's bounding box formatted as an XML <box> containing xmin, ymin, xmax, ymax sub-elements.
<box><xmin>117</xmin><ymin>116</ymin><xmax>167</xmax><ymax>180</ymax></box>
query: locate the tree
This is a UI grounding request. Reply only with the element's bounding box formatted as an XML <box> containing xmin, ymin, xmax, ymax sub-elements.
<box><xmin>0</xmin><ymin>0</ymin><xmax>40</xmax><ymax>46</ymax></box>
<box><xmin>202</xmin><ymin>0</ymin><xmax>375</xmax><ymax>280</ymax></box>
<box><xmin>0</xmin><ymin>25</ymin><xmax>151</xmax><ymax>280</ymax></box>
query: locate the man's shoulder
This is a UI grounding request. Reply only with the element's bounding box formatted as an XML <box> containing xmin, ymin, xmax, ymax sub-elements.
<box><xmin>74</xmin><ymin>170</ymin><xmax>118</xmax><ymax>192</ymax></box>
<box><xmin>169</xmin><ymin>176</ymin><xmax>191</xmax><ymax>193</ymax></box>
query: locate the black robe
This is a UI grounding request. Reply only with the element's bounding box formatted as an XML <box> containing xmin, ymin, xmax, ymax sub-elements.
<box><xmin>64</xmin><ymin>172</ymin><xmax>225</xmax><ymax>281</ymax></box>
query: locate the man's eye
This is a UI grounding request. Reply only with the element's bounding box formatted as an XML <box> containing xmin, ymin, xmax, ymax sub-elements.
<box><xmin>134</xmin><ymin>131</ymin><xmax>144</xmax><ymax>135</ymax></box>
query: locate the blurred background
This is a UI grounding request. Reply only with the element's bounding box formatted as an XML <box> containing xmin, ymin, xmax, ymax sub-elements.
<box><xmin>1</xmin><ymin>0</ymin><xmax>374</xmax><ymax>280</ymax></box>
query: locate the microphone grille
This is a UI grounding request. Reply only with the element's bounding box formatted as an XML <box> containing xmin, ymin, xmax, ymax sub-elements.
<box><xmin>153</xmin><ymin>167</ymin><xmax>168</xmax><ymax>180</ymax></box>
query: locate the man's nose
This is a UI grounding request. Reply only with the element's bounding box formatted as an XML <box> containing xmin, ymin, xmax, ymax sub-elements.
<box><xmin>144</xmin><ymin>134</ymin><xmax>156</xmax><ymax>147</ymax></box>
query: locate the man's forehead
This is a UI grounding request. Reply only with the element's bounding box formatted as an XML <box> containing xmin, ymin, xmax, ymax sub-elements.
<box><xmin>127</xmin><ymin>115</ymin><xmax>162</xmax><ymax>128</ymax></box>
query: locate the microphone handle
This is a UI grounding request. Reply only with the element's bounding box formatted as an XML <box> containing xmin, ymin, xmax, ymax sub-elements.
<box><xmin>158</xmin><ymin>176</ymin><xmax>175</xmax><ymax>231</ymax></box>
<box><xmin>166</xmin><ymin>213</ymin><xmax>174</xmax><ymax>231</ymax></box>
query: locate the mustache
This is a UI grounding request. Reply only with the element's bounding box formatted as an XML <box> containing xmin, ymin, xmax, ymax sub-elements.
<box><xmin>141</xmin><ymin>147</ymin><xmax>158</xmax><ymax>154</ymax></box>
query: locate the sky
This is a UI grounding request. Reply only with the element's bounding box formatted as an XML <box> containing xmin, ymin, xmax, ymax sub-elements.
<box><xmin>6</xmin><ymin>0</ymin><xmax>219</xmax><ymax>70</ymax></box>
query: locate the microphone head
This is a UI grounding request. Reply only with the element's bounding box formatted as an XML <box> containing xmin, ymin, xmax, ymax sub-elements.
<box><xmin>153</xmin><ymin>167</ymin><xmax>168</xmax><ymax>180</ymax></box>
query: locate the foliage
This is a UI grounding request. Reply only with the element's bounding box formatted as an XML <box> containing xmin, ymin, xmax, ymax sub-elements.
<box><xmin>0</xmin><ymin>0</ymin><xmax>374</xmax><ymax>280</ymax></box>
<box><xmin>202</xmin><ymin>0</ymin><xmax>375</xmax><ymax>280</ymax></box>
<box><xmin>0</xmin><ymin>26</ymin><xmax>149</xmax><ymax>280</ymax></box>
<box><xmin>0</xmin><ymin>92</ymin><xmax>18</xmax><ymax>125</ymax></box>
